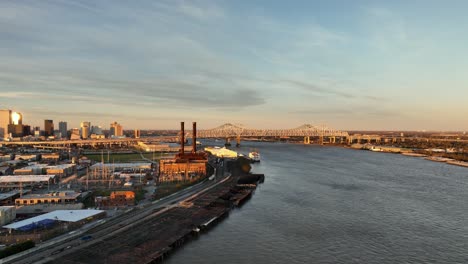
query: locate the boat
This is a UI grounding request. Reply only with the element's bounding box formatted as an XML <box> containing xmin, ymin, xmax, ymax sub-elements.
<box><xmin>248</xmin><ymin>152</ymin><xmax>260</xmax><ymax>162</ymax></box>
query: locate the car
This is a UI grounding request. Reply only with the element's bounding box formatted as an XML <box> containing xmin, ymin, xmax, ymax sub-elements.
<box><xmin>80</xmin><ymin>235</ymin><xmax>93</xmax><ymax>241</ymax></box>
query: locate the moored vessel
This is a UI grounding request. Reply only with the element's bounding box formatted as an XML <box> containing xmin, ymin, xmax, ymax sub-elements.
<box><xmin>248</xmin><ymin>152</ymin><xmax>260</xmax><ymax>162</ymax></box>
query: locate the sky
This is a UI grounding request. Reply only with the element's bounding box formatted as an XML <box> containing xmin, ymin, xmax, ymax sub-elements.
<box><xmin>0</xmin><ymin>0</ymin><xmax>467</xmax><ymax>131</ymax></box>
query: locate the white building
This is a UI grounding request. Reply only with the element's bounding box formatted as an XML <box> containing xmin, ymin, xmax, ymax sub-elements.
<box><xmin>204</xmin><ymin>147</ymin><xmax>238</xmax><ymax>158</ymax></box>
<box><xmin>0</xmin><ymin>206</ymin><xmax>16</xmax><ymax>226</ymax></box>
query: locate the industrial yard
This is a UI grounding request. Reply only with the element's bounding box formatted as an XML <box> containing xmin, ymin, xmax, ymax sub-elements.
<box><xmin>0</xmin><ymin>121</ymin><xmax>266</xmax><ymax>263</ymax></box>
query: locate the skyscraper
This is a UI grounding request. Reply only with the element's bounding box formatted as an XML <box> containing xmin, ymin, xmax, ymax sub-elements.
<box><xmin>134</xmin><ymin>129</ymin><xmax>140</xmax><ymax>138</ymax></box>
<box><xmin>80</xmin><ymin>121</ymin><xmax>91</xmax><ymax>139</ymax></box>
<box><xmin>44</xmin><ymin>120</ymin><xmax>54</xmax><ymax>138</ymax></box>
<box><xmin>0</xmin><ymin>109</ymin><xmax>12</xmax><ymax>139</ymax></box>
<box><xmin>110</xmin><ymin>121</ymin><xmax>123</xmax><ymax>137</ymax></box>
<box><xmin>59</xmin><ymin>121</ymin><xmax>67</xmax><ymax>139</ymax></box>
<box><xmin>11</xmin><ymin>112</ymin><xmax>22</xmax><ymax>125</ymax></box>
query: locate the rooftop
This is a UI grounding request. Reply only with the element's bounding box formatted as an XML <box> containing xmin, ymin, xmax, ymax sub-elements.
<box><xmin>90</xmin><ymin>162</ymin><xmax>152</xmax><ymax>170</ymax></box>
<box><xmin>0</xmin><ymin>191</ymin><xmax>20</xmax><ymax>200</ymax></box>
<box><xmin>17</xmin><ymin>191</ymin><xmax>81</xmax><ymax>200</ymax></box>
<box><xmin>0</xmin><ymin>206</ymin><xmax>15</xmax><ymax>212</ymax></box>
<box><xmin>0</xmin><ymin>175</ymin><xmax>56</xmax><ymax>183</ymax></box>
<box><xmin>3</xmin><ymin>209</ymin><xmax>104</xmax><ymax>230</ymax></box>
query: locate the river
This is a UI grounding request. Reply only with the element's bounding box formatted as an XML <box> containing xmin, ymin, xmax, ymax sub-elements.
<box><xmin>165</xmin><ymin>142</ymin><xmax>468</xmax><ymax>264</ymax></box>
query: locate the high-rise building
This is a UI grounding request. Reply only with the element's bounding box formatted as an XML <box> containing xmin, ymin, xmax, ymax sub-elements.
<box><xmin>44</xmin><ymin>120</ymin><xmax>54</xmax><ymax>138</ymax></box>
<box><xmin>91</xmin><ymin>126</ymin><xmax>103</xmax><ymax>135</ymax></box>
<box><xmin>59</xmin><ymin>121</ymin><xmax>67</xmax><ymax>139</ymax></box>
<box><xmin>0</xmin><ymin>110</ymin><xmax>12</xmax><ymax>139</ymax></box>
<box><xmin>110</xmin><ymin>121</ymin><xmax>123</xmax><ymax>137</ymax></box>
<box><xmin>80</xmin><ymin>121</ymin><xmax>91</xmax><ymax>139</ymax></box>
<box><xmin>70</xmin><ymin>128</ymin><xmax>80</xmax><ymax>140</ymax></box>
<box><xmin>134</xmin><ymin>129</ymin><xmax>140</xmax><ymax>138</ymax></box>
<box><xmin>7</xmin><ymin>123</ymin><xmax>30</xmax><ymax>138</ymax></box>
<box><xmin>11</xmin><ymin>112</ymin><xmax>22</xmax><ymax>125</ymax></box>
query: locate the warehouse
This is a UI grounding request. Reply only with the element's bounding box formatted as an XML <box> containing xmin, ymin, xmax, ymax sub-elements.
<box><xmin>0</xmin><ymin>175</ymin><xmax>57</xmax><ymax>189</ymax></box>
<box><xmin>3</xmin><ymin>209</ymin><xmax>105</xmax><ymax>231</ymax></box>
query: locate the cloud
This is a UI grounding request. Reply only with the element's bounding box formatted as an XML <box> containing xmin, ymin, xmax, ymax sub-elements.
<box><xmin>176</xmin><ymin>0</ymin><xmax>225</xmax><ymax>20</ymax></box>
<box><xmin>282</xmin><ymin>79</ymin><xmax>354</xmax><ymax>98</ymax></box>
<box><xmin>0</xmin><ymin>92</ymin><xmax>38</xmax><ymax>98</ymax></box>
<box><xmin>291</xmin><ymin>106</ymin><xmax>403</xmax><ymax>118</ymax></box>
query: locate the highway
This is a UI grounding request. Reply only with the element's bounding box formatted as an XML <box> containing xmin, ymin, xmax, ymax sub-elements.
<box><xmin>3</xmin><ymin>167</ymin><xmax>229</xmax><ymax>264</ymax></box>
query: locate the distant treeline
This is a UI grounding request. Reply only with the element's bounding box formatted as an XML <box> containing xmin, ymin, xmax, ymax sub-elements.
<box><xmin>0</xmin><ymin>240</ymin><xmax>35</xmax><ymax>259</ymax></box>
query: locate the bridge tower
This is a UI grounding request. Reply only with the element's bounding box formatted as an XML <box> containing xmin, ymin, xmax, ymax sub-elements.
<box><xmin>303</xmin><ymin>136</ymin><xmax>311</xmax><ymax>144</ymax></box>
<box><xmin>225</xmin><ymin>137</ymin><xmax>231</xmax><ymax>147</ymax></box>
<box><xmin>236</xmin><ymin>134</ymin><xmax>241</xmax><ymax>147</ymax></box>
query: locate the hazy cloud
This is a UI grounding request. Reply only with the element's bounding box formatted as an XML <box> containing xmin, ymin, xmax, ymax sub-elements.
<box><xmin>1</xmin><ymin>1</ymin><xmax>467</xmax><ymax>130</ymax></box>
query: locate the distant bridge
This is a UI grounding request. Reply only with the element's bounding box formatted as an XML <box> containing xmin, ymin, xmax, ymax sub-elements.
<box><xmin>185</xmin><ymin>123</ymin><xmax>349</xmax><ymax>145</ymax></box>
<box><xmin>187</xmin><ymin>123</ymin><xmax>348</xmax><ymax>138</ymax></box>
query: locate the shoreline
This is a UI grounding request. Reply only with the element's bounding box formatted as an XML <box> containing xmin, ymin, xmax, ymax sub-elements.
<box><xmin>339</xmin><ymin>144</ymin><xmax>468</xmax><ymax>169</ymax></box>
<box><xmin>45</xmin><ymin>158</ymin><xmax>264</xmax><ymax>264</ymax></box>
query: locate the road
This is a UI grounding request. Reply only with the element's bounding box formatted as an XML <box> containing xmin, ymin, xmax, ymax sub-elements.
<box><xmin>3</xmin><ymin>166</ymin><xmax>229</xmax><ymax>264</ymax></box>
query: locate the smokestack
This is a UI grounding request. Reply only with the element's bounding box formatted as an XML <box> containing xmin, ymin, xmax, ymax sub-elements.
<box><xmin>192</xmin><ymin>122</ymin><xmax>197</xmax><ymax>153</ymax></box>
<box><xmin>180</xmin><ymin>122</ymin><xmax>185</xmax><ymax>155</ymax></box>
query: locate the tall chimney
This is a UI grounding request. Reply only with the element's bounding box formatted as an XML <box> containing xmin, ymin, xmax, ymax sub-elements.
<box><xmin>192</xmin><ymin>122</ymin><xmax>197</xmax><ymax>153</ymax></box>
<box><xmin>180</xmin><ymin>122</ymin><xmax>185</xmax><ymax>155</ymax></box>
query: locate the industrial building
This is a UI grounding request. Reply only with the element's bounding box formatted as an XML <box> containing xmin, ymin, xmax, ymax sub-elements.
<box><xmin>0</xmin><ymin>191</ymin><xmax>23</xmax><ymax>205</ymax></box>
<box><xmin>0</xmin><ymin>155</ymin><xmax>12</xmax><ymax>162</ymax></box>
<box><xmin>14</xmin><ymin>164</ymin><xmax>77</xmax><ymax>178</ymax></box>
<box><xmin>41</xmin><ymin>153</ymin><xmax>61</xmax><ymax>162</ymax></box>
<box><xmin>14</xmin><ymin>191</ymin><xmax>82</xmax><ymax>206</ymax></box>
<box><xmin>95</xmin><ymin>191</ymin><xmax>135</xmax><ymax>208</ymax></box>
<box><xmin>14</xmin><ymin>164</ymin><xmax>48</xmax><ymax>175</ymax></box>
<box><xmin>158</xmin><ymin>122</ymin><xmax>208</xmax><ymax>183</ymax></box>
<box><xmin>3</xmin><ymin>209</ymin><xmax>105</xmax><ymax>231</ymax></box>
<box><xmin>137</xmin><ymin>142</ymin><xmax>172</xmax><ymax>152</ymax></box>
<box><xmin>46</xmin><ymin>164</ymin><xmax>76</xmax><ymax>177</ymax></box>
<box><xmin>89</xmin><ymin>162</ymin><xmax>152</xmax><ymax>171</ymax></box>
<box><xmin>0</xmin><ymin>206</ymin><xmax>16</xmax><ymax>226</ymax></box>
<box><xmin>0</xmin><ymin>166</ymin><xmax>13</xmax><ymax>176</ymax></box>
<box><xmin>0</xmin><ymin>175</ymin><xmax>57</xmax><ymax>189</ymax></box>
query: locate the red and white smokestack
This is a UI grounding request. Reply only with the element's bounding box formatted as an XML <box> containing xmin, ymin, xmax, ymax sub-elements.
<box><xmin>180</xmin><ymin>121</ymin><xmax>185</xmax><ymax>155</ymax></box>
<box><xmin>192</xmin><ymin>122</ymin><xmax>197</xmax><ymax>153</ymax></box>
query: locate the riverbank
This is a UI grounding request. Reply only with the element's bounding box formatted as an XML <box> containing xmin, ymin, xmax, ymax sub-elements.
<box><xmin>47</xmin><ymin>158</ymin><xmax>264</xmax><ymax>264</ymax></box>
<box><xmin>343</xmin><ymin>144</ymin><xmax>468</xmax><ymax>168</ymax></box>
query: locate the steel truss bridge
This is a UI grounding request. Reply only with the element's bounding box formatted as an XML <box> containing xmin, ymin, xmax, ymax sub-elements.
<box><xmin>187</xmin><ymin>123</ymin><xmax>348</xmax><ymax>138</ymax></box>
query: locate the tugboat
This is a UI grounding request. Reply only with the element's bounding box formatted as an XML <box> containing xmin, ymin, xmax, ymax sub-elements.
<box><xmin>248</xmin><ymin>151</ymin><xmax>261</xmax><ymax>162</ymax></box>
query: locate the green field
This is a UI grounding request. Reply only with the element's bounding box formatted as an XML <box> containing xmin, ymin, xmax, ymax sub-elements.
<box><xmin>84</xmin><ymin>153</ymin><xmax>163</xmax><ymax>163</ymax></box>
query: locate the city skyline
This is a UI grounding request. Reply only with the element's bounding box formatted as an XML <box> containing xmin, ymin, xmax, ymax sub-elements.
<box><xmin>1</xmin><ymin>1</ymin><xmax>468</xmax><ymax>130</ymax></box>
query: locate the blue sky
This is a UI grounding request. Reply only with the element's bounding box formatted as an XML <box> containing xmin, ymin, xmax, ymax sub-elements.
<box><xmin>0</xmin><ymin>0</ymin><xmax>467</xmax><ymax>130</ymax></box>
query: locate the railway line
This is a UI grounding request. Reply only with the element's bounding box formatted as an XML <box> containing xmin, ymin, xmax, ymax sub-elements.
<box><xmin>4</xmin><ymin>170</ymin><xmax>230</xmax><ymax>264</ymax></box>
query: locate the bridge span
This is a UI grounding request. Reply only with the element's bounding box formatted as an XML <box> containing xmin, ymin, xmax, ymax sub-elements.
<box><xmin>0</xmin><ymin>136</ymin><xmax>178</xmax><ymax>148</ymax></box>
<box><xmin>185</xmin><ymin>123</ymin><xmax>349</xmax><ymax>145</ymax></box>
